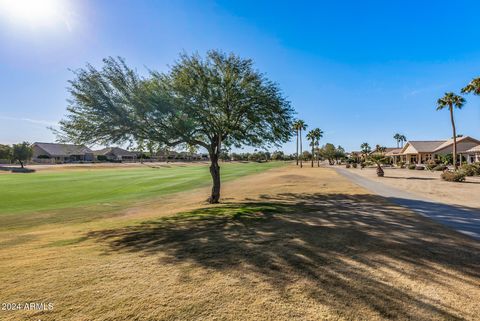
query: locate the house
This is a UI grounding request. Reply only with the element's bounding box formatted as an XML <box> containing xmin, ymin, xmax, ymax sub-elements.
<box><xmin>32</xmin><ymin>142</ymin><xmax>94</xmax><ymax>163</ymax></box>
<box><xmin>466</xmin><ymin>145</ymin><xmax>480</xmax><ymax>164</ymax></box>
<box><xmin>94</xmin><ymin>147</ymin><xmax>137</xmax><ymax>162</ymax></box>
<box><xmin>384</xmin><ymin>148</ymin><xmax>403</xmax><ymax>163</ymax></box>
<box><xmin>395</xmin><ymin>136</ymin><xmax>480</xmax><ymax>164</ymax></box>
<box><xmin>399</xmin><ymin>140</ymin><xmax>445</xmax><ymax>164</ymax></box>
<box><xmin>433</xmin><ymin>136</ymin><xmax>480</xmax><ymax>163</ymax></box>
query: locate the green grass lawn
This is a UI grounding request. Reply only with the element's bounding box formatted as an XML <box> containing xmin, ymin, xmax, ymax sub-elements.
<box><xmin>0</xmin><ymin>162</ymin><xmax>284</xmax><ymax>217</ymax></box>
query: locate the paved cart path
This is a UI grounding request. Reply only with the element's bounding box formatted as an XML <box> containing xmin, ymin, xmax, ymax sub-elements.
<box><xmin>335</xmin><ymin>167</ymin><xmax>480</xmax><ymax>240</ymax></box>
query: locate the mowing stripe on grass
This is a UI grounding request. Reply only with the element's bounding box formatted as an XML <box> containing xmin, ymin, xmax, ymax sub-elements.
<box><xmin>0</xmin><ymin>162</ymin><xmax>285</xmax><ymax>215</ymax></box>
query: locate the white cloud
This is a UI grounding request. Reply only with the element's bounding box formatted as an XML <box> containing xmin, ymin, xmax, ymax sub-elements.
<box><xmin>0</xmin><ymin>115</ymin><xmax>57</xmax><ymax>126</ymax></box>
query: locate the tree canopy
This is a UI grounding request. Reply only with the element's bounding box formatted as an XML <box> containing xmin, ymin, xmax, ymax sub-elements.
<box><xmin>57</xmin><ymin>50</ymin><xmax>295</xmax><ymax>203</ymax></box>
<box><xmin>0</xmin><ymin>144</ymin><xmax>12</xmax><ymax>160</ymax></box>
<box><xmin>12</xmin><ymin>142</ymin><xmax>33</xmax><ymax>168</ymax></box>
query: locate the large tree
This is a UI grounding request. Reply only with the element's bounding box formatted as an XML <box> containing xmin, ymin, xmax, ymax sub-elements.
<box><xmin>12</xmin><ymin>142</ymin><xmax>33</xmax><ymax>168</ymax></box>
<box><xmin>436</xmin><ymin>92</ymin><xmax>466</xmax><ymax>170</ymax></box>
<box><xmin>57</xmin><ymin>51</ymin><xmax>294</xmax><ymax>203</ymax></box>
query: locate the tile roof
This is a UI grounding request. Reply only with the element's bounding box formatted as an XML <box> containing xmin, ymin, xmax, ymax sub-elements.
<box><xmin>33</xmin><ymin>142</ymin><xmax>92</xmax><ymax>157</ymax></box>
<box><xmin>433</xmin><ymin>136</ymin><xmax>480</xmax><ymax>152</ymax></box>
<box><xmin>93</xmin><ymin>147</ymin><xmax>137</xmax><ymax>157</ymax></box>
<box><xmin>385</xmin><ymin>148</ymin><xmax>403</xmax><ymax>156</ymax></box>
<box><xmin>404</xmin><ymin>141</ymin><xmax>445</xmax><ymax>153</ymax></box>
<box><xmin>466</xmin><ymin>145</ymin><xmax>480</xmax><ymax>153</ymax></box>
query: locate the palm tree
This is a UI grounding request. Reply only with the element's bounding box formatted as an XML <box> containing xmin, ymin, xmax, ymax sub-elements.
<box><xmin>393</xmin><ymin>133</ymin><xmax>401</xmax><ymax>148</ymax></box>
<box><xmin>293</xmin><ymin>120</ymin><xmax>307</xmax><ymax>168</ymax></box>
<box><xmin>306</xmin><ymin>128</ymin><xmax>324</xmax><ymax>167</ymax></box>
<box><xmin>393</xmin><ymin>133</ymin><xmax>407</xmax><ymax>148</ymax></box>
<box><xmin>306</xmin><ymin>130</ymin><xmax>316</xmax><ymax>167</ymax></box>
<box><xmin>437</xmin><ymin>92</ymin><xmax>466</xmax><ymax>170</ymax></box>
<box><xmin>292</xmin><ymin>121</ymin><xmax>300</xmax><ymax>166</ymax></box>
<box><xmin>462</xmin><ymin>77</ymin><xmax>480</xmax><ymax>95</ymax></box>
<box><xmin>360</xmin><ymin>142</ymin><xmax>371</xmax><ymax>160</ymax></box>
<box><xmin>399</xmin><ymin>134</ymin><xmax>407</xmax><ymax>148</ymax></box>
<box><xmin>315</xmin><ymin>128</ymin><xmax>324</xmax><ymax>167</ymax></box>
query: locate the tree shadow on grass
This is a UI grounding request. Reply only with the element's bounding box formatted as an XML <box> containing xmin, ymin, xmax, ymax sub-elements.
<box><xmin>88</xmin><ymin>193</ymin><xmax>480</xmax><ymax>320</ymax></box>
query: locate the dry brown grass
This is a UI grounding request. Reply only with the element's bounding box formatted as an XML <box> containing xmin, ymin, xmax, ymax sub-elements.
<box><xmin>1</xmin><ymin>166</ymin><xmax>479</xmax><ymax>320</ymax></box>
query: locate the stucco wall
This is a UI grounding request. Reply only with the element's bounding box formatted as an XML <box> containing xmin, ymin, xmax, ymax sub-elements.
<box><xmin>402</xmin><ymin>144</ymin><xmax>417</xmax><ymax>154</ymax></box>
<box><xmin>435</xmin><ymin>140</ymin><xmax>479</xmax><ymax>155</ymax></box>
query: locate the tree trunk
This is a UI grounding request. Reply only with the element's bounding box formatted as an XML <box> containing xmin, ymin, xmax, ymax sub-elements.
<box><xmin>376</xmin><ymin>163</ymin><xmax>384</xmax><ymax>177</ymax></box>
<box><xmin>19</xmin><ymin>160</ymin><xmax>24</xmax><ymax>168</ymax></box>
<box><xmin>311</xmin><ymin>144</ymin><xmax>314</xmax><ymax>167</ymax></box>
<box><xmin>300</xmin><ymin>129</ymin><xmax>303</xmax><ymax>168</ymax></box>
<box><xmin>450</xmin><ymin>105</ymin><xmax>458</xmax><ymax>170</ymax></box>
<box><xmin>208</xmin><ymin>153</ymin><xmax>221</xmax><ymax>204</ymax></box>
<box><xmin>296</xmin><ymin>130</ymin><xmax>299</xmax><ymax>166</ymax></box>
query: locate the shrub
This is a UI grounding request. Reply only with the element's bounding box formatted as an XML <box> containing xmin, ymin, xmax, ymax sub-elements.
<box><xmin>415</xmin><ymin>166</ymin><xmax>424</xmax><ymax>170</ymax></box>
<box><xmin>396</xmin><ymin>161</ymin><xmax>406</xmax><ymax>169</ymax></box>
<box><xmin>352</xmin><ymin>163</ymin><xmax>358</xmax><ymax>168</ymax></box>
<box><xmin>345</xmin><ymin>164</ymin><xmax>351</xmax><ymax>168</ymax></box>
<box><xmin>11</xmin><ymin>168</ymin><xmax>36</xmax><ymax>173</ymax></box>
<box><xmin>441</xmin><ymin>170</ymin><xmax>466</xmax><ymax>182</ymax></box>
<box><xmin>408</xmin><ymin>164</ymin><xmax>416</xmax><ymax>170</ymax></box>
<box><xmin>468</xmin><ymin>162</ymin><xmax>480</xmax><ymax>175</ymax></box>
<box><xmin>432</xmin><ymin>164</ymin><xmax>447</xmax><ymax>171</ymax></box>
<box><xmin>360</xmin><ymin>162</ymin><xmax>366</xmax><ymax>169</ymax></box>
<box><xmin>461</xmin><ymin>164</ymin><xmax>477</xmax><ymax>176</ymax></box>
<box><xmin>97</xmin><ymin>155</ymin><xmax>108</xmax><ymax>162</ymax></box>
<box><xmin>474</xmin><ymin>163</ymin><xmax>480</xmax><ymax>175</ymax></box>
<box><xmin>425</xmin><ymin>160</ymin><xmax>437</xmax><ymax>170</ymax></box>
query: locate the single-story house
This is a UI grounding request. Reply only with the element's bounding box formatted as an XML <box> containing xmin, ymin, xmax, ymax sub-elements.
<box><xmin>384</xmin><ymin>148</ymin><xmax>403</xmax><ymax>163</ymax></box>
<box><xmin>393</xmin><ymin>136</ymin><xmax>480</xmax><ymax>165</ymax></box>
<box><xmin>466</xmin><ymin>145</ymin><xmax>480</xmax><ymax>164</ymax></box>
<box><xmin>32</xmin><ymin>142</ymin><xmax>94</xmax><ymax>163</ymax></box>
<box><xmin>94</xmin><ymin>147</ymin><xmax>137</xmax><ymax>162</ymax></box>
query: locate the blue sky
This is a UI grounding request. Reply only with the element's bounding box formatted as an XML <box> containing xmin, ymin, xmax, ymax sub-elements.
<box><xmin>1</xmin><ymin>0</ymin><xmax>479</xmax><ymax>152</ymax></box>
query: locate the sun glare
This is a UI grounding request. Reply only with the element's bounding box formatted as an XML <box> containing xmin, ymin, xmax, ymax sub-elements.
<box><xmin>0</xmin><ymin>0</ymin><xmax>69</xmax><ymax>28</ymax></box>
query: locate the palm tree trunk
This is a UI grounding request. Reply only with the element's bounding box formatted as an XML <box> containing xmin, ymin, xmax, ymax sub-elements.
<box><xmin>450</xmin><ymin>105</ymin><xmax>458</xmax><ymax>170</ymax></box>
<box><xmin>296</xmin><ymin>129</ymin><xmax>299</xmax><ymax>166</ymax></box>
<box><xmin>311</xmin><ymin>144</ymin><xmax>314</xmax><ymax>167</ymax></box>
<box><xmin>300</xmin><ymin>129</ymin><xmax>303</xmax><ymax>168</ymax></box>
